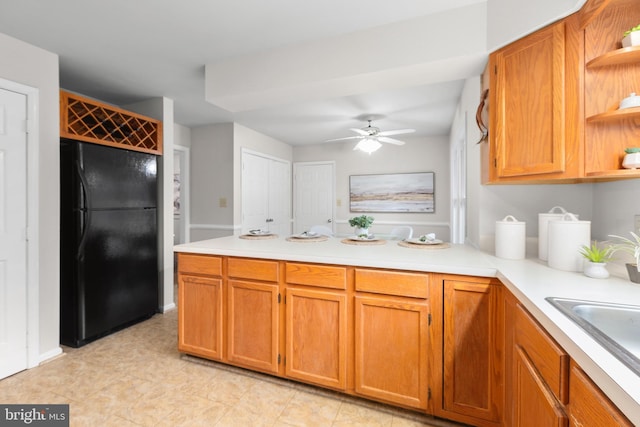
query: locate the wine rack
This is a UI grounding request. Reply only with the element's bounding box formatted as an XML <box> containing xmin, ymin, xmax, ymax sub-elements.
<box><xmin>60</xmin><ymin>90</ymin><xmax>162</xmax><ymax>154</ymax></box>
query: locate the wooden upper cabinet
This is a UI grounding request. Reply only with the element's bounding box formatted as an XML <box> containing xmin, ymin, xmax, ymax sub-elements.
<box><xmin>488</xmin><ymin>19</ymin><xmax>581</xmax><ymax>183</ymax></box>
<box><xmin>485</xmin><ymin>0</ymin><xmax>640</xmax><ymax>183</ymax></box>
<box><xmin>60</xmin><ymin>90</ymin><xmax>162</xmax><ymax>155</ymax></box>
<box><xmin>582</xmin><ymin>0</ymin><xmax>640</xmax><ymax>178</ymax></box>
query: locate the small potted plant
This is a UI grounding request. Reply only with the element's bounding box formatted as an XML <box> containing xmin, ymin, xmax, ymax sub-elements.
<box><xmin>609</xmin><ymin>230</ymin><xmax>640</xmax><ymax>283</ymax></box>
<box><xmin>622</xmin><ymin>24</ymin><xmax>640</xmax><ymax>48</ymax></box>
<box><xmin>579</xmin><ymin>241</ymin><xmax>613</xmax><ymax>279</ymax></box>
<box><xmin>348</xmin><ymin>215</ymin><xmax>374</xmax><ymax>236</ymax></box>
<box><xmin>622</xmin><ymin>147</ymin><xmax>640</xmax><ymax>169</ymax></box>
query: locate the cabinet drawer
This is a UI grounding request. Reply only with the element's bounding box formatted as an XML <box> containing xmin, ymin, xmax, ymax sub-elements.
<box><xmin>355</xmin><ymin>269</ymin><xmax>428</xmax><ymax>298</ymax></box>
<box><xmin>178</xmin><ymin>253</ymin><xmax>222</xmax><ymax>276</ymax></box>
<box><xmin>286</xmin><ymin>263</ymin><xmax>347</xmax><ymax>290</ymax></box>
<box><xmin>228</xmin><ymin>257</ymin><xmax>280</xmax><ymax>282</ymax></box>
<box><xmin>515</xmin><ymin>303</ymin><xmax>569</xmax><ymax>403</ymax></box>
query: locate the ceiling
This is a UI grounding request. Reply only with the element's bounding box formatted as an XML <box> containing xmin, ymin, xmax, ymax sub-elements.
<box><xmin>0</xmin><ymin>0</ymin><xmax>488</xmax><ymax>146</ymax></box>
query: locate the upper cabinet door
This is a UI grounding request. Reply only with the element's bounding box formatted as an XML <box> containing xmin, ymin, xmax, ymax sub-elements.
<box><xmin>489</xmin><ymin>20</ymin><xmax>578</xmax><ymax>182</ymax></box>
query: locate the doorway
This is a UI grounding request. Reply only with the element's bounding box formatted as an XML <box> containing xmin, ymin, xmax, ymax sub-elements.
<box><xmin>0</xmin><ymin>79</ymin><xmax>39</xmax><ymax>379</ymax></box>
<box><xmin>293</xmin><ymin>161</ymin><xmax>335</xmax><ymax>234</ymax></box>
<box><xmin>173</xmin><ymin>145</ymin><xmax>190</xmax><ymax>245</ymax></box>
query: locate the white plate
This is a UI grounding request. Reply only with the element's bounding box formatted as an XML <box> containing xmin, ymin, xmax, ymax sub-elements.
<box><xmin>348</xmin><ymin>235</ymin><xmax>380</xmax><ymax>242</ymax></box>
<box><xmin>406</xmin><ymin>237</ymin><xmax>443</xmax><ymax>245</ymax></box>
<box><xmin>249</xmin><ymin>230</ymin><xmax>272</xmax><ymax>236</ymax></box>
<box><xmin>292</xmin><ymin>232</ymin><xmax>320</xmax><ymax>239</ymax></box>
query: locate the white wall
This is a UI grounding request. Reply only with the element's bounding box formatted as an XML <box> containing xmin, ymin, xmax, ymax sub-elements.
<box><xmin>487</xmin><ymin>0</ymin><xmax>586</xmax><ymax>50</ymax></box>
<box><xmin>175</xmin><ymin>123</ymin><xmax>191</xmax><ymax>148</ymax></box>
<box><xmin>293</xmin><ymin>135</ymin><xmax>450</xmax><ymax>239</ymax></box>
<box><xmin>190</xmin><ymin>123</ymin><xmax>235</xmax><ymax>241</ymax></box>
<box><xmin>0</xmin><ymin>33</ymin><xmax>60</xmax><ymax>361</ymax></box>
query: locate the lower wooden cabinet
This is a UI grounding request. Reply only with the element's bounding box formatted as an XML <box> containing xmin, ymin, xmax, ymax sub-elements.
<box><xmin>177</xmin><ymin>253</ymin><xmax>634</xmax><ymax>426</ymax></box>
<box><xmin>513</xmin><ymin>346</ymin><xmax>568</xmax><ymax>427</ymax></box>
<box><xmin>568</xmin><ymin>361</ymin><xmax>632</xmax><ymax>427</ymax></box>
<box><xmin>285</xmin><ymin>286</ymin><xmax>348</xmax><ymax>390</ymax></box>
<box><xmin>437</xmin><ymin>277</ymin><xmax>503</xmax><ymax>426</ymax></box>
<box><xmin>354</xmin><ymin>295</ymin><xmax>429</xmax><ymax>409</ymax></box>
<box><xmin>227</xmin><ymin>279</ymin><xmax>279</xmax><ymax>373</ymax></box>
<box><xmin>177</xmin><ymin>274</ymin><xmax>224</xmax><ymax>360</ymax></box>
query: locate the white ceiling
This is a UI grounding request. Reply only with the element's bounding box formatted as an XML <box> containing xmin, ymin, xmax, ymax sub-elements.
<box><xmin>0</xmin><ymin>0</ymin><xmax>488</xmax><ymax>146</ymax></box>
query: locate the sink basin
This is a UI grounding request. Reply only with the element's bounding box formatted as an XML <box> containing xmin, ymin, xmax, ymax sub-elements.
<box><xmin>546</xmin><ymin>297</ymin><xmax>640</xmax><ymax>376</ymax></box>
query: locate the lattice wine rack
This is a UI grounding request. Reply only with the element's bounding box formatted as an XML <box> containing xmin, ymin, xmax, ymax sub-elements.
<box><xmin>60</xmin><ymin>90</ymin><xmax>163</xmax><ymax>155</ymax></box>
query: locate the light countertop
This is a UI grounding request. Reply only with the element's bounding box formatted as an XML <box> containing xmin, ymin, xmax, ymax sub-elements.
<box><xmin>175</xmin><ymin>235</ymin><xmax>640</xmax><ymax>424</ymax></box>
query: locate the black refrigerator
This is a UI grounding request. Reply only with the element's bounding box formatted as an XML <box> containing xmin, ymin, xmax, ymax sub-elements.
<box><xmin>60</xmin><ymin>140</ymin><xmax>159</xmax><ymax>347</ymax></box>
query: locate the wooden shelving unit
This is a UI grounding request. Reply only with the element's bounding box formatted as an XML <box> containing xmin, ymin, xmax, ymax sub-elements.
<box><xmin>60</xmin><ymin>90</ymin><xmax>162</xmax><ymax>155</ymax></box>
<box><xmin>586</xmin><ymin>45</ymin><xmax>640</xmax><ymax>68</ymax></box>
<box><xmin>586</xmin><ymin>106</ymin><xmax>640</xmax><ymax>122</ymax></box>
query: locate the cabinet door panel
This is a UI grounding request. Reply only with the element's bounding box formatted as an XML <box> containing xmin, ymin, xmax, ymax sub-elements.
<box><xmin>491</xmin><ymin>21</ymin><xmax>566</xmax><ymax>178</ymax></box>
<box><xmin>354</xmin><ymin>296</ymin><xmax>429</xmax><ymax>409</ymax></box>
<box><xmin>178</xmin><ymin>274</ymin><xmax>223</xmax><ymax>360</ymax></box>
<box><xmin>514</xmin><ymin>346</ymin><xmax>568</xmax><ymax>427</ymax></box>
<box><xmin>227</xmin><ymin>280</ymin><xmax>279</xmax><ymax>373</ymax></box>
<box><xmin>569</xmin><ymin>362</ymin><xmax>632</xmax><ymax>427</ymax></box>
<box><xmin>443</xmin><ymin>280</ymin><xmax>501</xmax><ymax>423</ymax></box>
<box><xmin>285</xmin><ymin>287</ymin><xmax>347</xmax><ymax>390</ymax></box>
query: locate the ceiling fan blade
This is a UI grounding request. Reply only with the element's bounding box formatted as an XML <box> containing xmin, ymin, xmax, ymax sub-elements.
<box><xmin>378</xmin><ymin>129</ymin><xmax>415</xmax><ymax>137</ymax></box>
<box><xmin>350</xmin><ymin>128</ymin><xmax>369</xmax><ymax>136</ymax></box>
<box><xmin>325</xmin><ymin>135</ymin><xmax>364</xmax><ymax>142</ymax></box>
<box><xmin>378</xmin><ymin>136</ymin><xmax>405</xmax><ymax>145</ymax></box>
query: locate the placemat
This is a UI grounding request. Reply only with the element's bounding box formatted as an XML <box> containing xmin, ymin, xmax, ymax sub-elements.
<box><xmin>286</xmin><ymin>236</ymin><xmax>329</xmax><ymax>243</ymax></box>
<box><xmin>341</xmin><ymin>238</ymin><xmax>386</xmax><ymax>246</ymax></box>
<box><xmin>398</xmin><ymin>241</ymin><xmax>450</xmax><ymax>249</ymax></box>
<box><xmin>239</xmin><ymin>234</ymin><xmax>278</xmax><ymax>240</ymax></box>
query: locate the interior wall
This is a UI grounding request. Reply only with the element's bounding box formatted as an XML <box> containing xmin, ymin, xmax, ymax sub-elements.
<box><xmin>190</xmin><ymin>123</ymin><xmax>235</xmax><ymax>241</ymax></box>
<box><xmin>487</xmin><ymin>0</ymin><xmax>586</xmax><ymax>50</ymax></box>
<box><xmin>293</xmin><ymin>135</ymin><xmax>451</xmax><ymax>240</ymax></box>
<box><xmin>0</xmin><ymin>32</ymin><xmax>60</xmax><ymax>361</ymax></box>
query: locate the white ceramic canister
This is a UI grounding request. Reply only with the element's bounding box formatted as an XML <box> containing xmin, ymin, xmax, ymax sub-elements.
<box><xmin>538</xmin><ymin>206</ymin><xmax>577</xmax><ymax>261</ymax></box>
<box><xmin>495</xmin><ymin>215</ymin><xmax>526</xmax><ymax>260</ymax></box>
<box><xmin>547</xmin><ymin>213</ymin><xmax>591</xmax><ymax>272</ymax></box>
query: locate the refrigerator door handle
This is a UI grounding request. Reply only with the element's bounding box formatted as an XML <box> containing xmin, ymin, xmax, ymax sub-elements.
<box><xmin>76</xmin><ymin>160</ymin><xmax>92</xmax><ymax>260</ymax></box>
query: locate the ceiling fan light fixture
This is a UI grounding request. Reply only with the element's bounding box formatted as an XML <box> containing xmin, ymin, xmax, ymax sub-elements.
<box><xmin>354</xmin><ymin>137</ymin><xmax>382</xmax><ymax>154</ymax></box>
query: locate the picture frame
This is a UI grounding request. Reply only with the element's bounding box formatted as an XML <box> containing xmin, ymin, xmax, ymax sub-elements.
<box><xmin>349</xmin><ymin>172</ymin><xmax>435</xmax><ymax>213</ymax></box>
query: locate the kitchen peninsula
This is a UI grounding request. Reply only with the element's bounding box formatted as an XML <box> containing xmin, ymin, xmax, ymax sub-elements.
<box><xmin>174</xmin><ymin>236</ymin><xmax>640</xmax><ymax>426</ymax></box>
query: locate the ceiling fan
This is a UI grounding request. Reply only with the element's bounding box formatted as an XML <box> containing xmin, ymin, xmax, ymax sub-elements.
<box><xmin>326</xmin><ymin>120</ymin><xmax>415</xmax><ymax>153</ymax></box>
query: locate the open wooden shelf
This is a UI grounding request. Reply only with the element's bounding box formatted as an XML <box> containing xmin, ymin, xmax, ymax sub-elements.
<box><xmin>586</xmin><ymin>106</ymin><xmax>640</xmax><ymax>123</ymax></box>
<box><xmin>586</xmin><ymin>168</ymin><xmax>640</xmax><ymax>178</ymax></box>
<box><xmin>60</xmin><ymin>90</ymin><xmax>162</xmax><ymax>155</ymax></box>
<box><xmin>586</xmin><ymin>45</ymin><xmax>640</xmax><ymax>68</ymax></box>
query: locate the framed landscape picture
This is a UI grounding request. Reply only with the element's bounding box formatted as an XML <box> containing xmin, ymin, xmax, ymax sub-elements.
<box><xmin>349</xmin><ymin>172</ymin><xmax>435</xmax><ymax>213</ymax></box>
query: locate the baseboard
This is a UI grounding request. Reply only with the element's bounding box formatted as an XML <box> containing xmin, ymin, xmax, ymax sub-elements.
<box><xmin>38</xmin><ymin>347</ymin><xmax>63</xmax><ymax>366</ymax></box>
<box><xmin>161</xmin><ymin>302</ymin><xmax>176</xmax><ymax>313</ymax></box>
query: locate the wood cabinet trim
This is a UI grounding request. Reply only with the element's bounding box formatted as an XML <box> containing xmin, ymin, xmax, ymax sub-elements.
<box><xmin>285</xmin><ymin>262</ymin><xmax>347</xmax><ymax>289</ymax></box>
<box><xmin>354</xmin><ymin>268</ymin><xmax>428</xmax><ymax>298</ymax></box>
<box><xmin>227</xmin><ymin>257</ymin><xmax>280</xmax><ymax>282</ymax></box>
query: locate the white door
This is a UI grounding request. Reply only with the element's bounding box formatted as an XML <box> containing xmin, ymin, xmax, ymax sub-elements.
<box><xmin>0</xmin><ymin>88</ymin><xmax>28</xmax><ymax>379</ymax></box>
<box><xmin>242</xmin><ymin>152</ymin><xmax>270</xmax><ymax>233</ymax></box>
<box><xmin>242</xmin><ymin>151</ymin><xmax>291</xmax><ymax>235</ymax></box>
<box><xmin>293</xmin><ymin>162</ymin><xmax>334</xmax><ymax>234</ymax></box>
<box><xmin>268</xmin><ymin>158</ymin><xmax>291</xmax><ymax>236</ymax></box>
